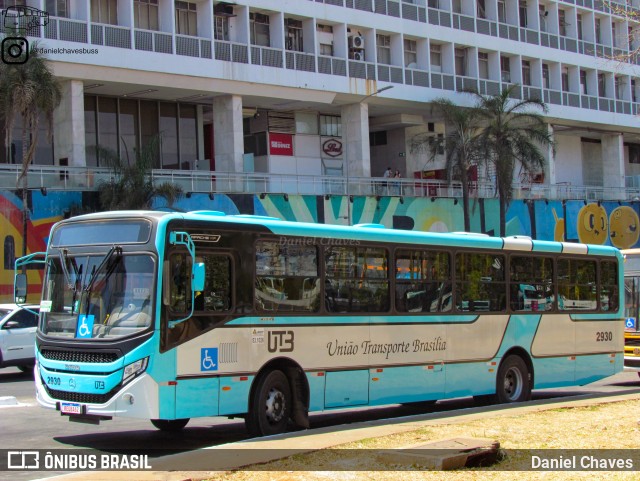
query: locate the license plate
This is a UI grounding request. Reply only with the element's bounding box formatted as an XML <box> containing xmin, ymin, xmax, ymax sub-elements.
<box><xmin>60</xmin><ymin>402</ymin><xmax>82</xmax><ymax>415</ymax></box>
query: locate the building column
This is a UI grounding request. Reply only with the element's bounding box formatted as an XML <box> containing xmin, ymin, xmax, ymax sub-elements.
<box><xmin>545</xmin><ymin>124</ymin><xmax>556</xmax><ymax>186</ymax></box>
<box><xmin>602</xmin><ymin>133</ymin><xmax>625</xmax><ymax>196</ymax></box>
<box><xmin>53</xmin><ymin>79</ymin><xmax>85</xmax><ymax>167</ymax></box>
<box><xmin>341</xmin><ymin>102</ymin><xmax>371</xmax><ymax>179</ymax></box>
<box><xmin>212</xmin><ymin>95</ymin><xmax>244</xmax><ymax>172</ymax></box>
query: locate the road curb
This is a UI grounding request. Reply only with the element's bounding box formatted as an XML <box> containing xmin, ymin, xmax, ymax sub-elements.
<box><xmin>0</xmin><ymin>396</ymin><xmax>18</xmax><ymax>406</ymax></box>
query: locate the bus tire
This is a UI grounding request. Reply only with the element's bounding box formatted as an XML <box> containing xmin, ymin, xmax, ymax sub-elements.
<box><xmin>245</xmin><ymin>369</ymin><xmax>292</xmax><ymax>437</ymax></box>
<box><xmin>496</xmin><ymin>355</ymin><xmax>531</xmax><ymax>403</ymax></box>
<box><xmin>150</xmin><ymin>418</ymin><xmax>189</xmax><ymax>432</ymax></box>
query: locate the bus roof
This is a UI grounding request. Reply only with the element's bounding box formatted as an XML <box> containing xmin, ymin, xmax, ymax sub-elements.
<box><xmin>63</xmin><ymin>210</ymin><xmax>621</xmax><ymax>257</ymax></box>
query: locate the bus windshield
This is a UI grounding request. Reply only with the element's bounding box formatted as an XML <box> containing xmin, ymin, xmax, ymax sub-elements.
<box><xmin>40</xmin><ymin>252</ymin><xmax>156</xmax><ymax>339</ymax></box>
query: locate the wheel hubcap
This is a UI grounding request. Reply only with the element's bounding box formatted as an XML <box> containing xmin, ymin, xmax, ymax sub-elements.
<box><xmin>265</xmin><ymin>387</ymin><xmax>285</xmax><ymax>423</ymax></box>
<box><xmin>503</xmin><ymin>367</ymin><xmax>523</xmax><ymax>401</ymax></box>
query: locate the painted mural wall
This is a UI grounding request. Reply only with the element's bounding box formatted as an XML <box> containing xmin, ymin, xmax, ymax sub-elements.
<box><xmin>1</xmin><ymin>190</ymin><xmax>638</xmax><ymax>302</ymax></box>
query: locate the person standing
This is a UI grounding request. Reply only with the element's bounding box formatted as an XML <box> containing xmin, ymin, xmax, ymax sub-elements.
<box><xmin>383</xmin><ymin>167</ymin><xmax>392</xmax><ymax>195</ymax></box>
<box><xmin>394</xmin><ymin>169</ymin><xmax>402</xmax><ymax>195</ymax></box>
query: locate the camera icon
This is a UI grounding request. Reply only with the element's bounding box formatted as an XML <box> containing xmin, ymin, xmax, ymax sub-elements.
<box><xmin>1</xmin><ymin>37</ymin><xmax>29</xmax><ymax>64</ymax></box>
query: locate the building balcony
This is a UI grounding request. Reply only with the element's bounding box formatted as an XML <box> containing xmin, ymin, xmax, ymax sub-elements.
<box><xmin>1</xmin><ymin>164</ymin><xmax>637</xmax><ymax>202</ymax></box>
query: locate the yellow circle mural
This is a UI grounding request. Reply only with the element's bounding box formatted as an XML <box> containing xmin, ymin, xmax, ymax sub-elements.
<box><xmin>609</xmin><ymin>206</ymin><xmax>639</xmax><ymax>249</ymax></box>
<box><xmin>577</xmin><ymin>203</ymin><xmax>608</xmax><ymax>245</ymax></box>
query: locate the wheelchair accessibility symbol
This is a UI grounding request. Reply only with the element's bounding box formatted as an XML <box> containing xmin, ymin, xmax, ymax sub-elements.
<box><xmin>626</xmin><ymin>317</ymin><xmax>637</xmax><ymax>330</ymax></box>
<box><xmin>76</xmin><ymin>314</ymin><xmax>95</xmax><ymax>338</ymax></box>
<box><xmin>201</xmin><ymin>348</ymin><xmax>218</xmax><ymax>371</ymax></box>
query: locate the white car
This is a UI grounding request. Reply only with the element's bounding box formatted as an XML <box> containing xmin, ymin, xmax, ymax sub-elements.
<box><xmin>0</xmin><ymin>304</ymin><xmax>40</xmax><ymax>372</ymax></box>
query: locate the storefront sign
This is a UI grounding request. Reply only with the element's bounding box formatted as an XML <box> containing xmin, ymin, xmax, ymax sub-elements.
<box><xmin>269</xmin><ymin>133</ymin><xmax>294</xmax><ymax>156</ymax></box>
<box><xmin>322</xmin><ymin>138</ymin><xmax>343</xmax><ymax>157</ymax></box>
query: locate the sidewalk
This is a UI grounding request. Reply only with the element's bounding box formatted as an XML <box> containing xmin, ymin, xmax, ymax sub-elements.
<box><xmin>42</xmin><ymin>390</ymin><xmax>640</xmax><ymax>481</ymax></box>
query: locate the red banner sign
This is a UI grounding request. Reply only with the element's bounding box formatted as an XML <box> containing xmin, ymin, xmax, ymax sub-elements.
<box><xmin>269</xmin><ymin>133</ymin><xmax>294</xmax><ymax>156</ymax></box>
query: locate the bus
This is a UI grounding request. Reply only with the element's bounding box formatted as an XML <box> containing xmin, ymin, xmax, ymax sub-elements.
<box><xmin>621</xmin><ymin>249</ymin><xmax>640</xmax><ymax>376</ymax></box>
<box><xmin>15</xmin><ymin>210</ymin><xmax>624</xmax><ymax>436</ymax></box>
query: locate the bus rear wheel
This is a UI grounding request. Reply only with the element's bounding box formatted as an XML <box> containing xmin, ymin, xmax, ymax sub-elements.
<box><xmin>151</xmin><ymin>418</ymin><xmax>189</xmax><ymax>432</ymax></box>
<box><xmin>245</xmin><ymin>369</ymin><xmax>292</xmax><ymax>437</ymax></box>
<box><xmin>496</xmin><ymin>355</ymin><xmax>531</xmax><ymax>403</ymax></box>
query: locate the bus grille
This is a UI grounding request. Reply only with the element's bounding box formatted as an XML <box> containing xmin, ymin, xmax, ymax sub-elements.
<box><xmin>40</xmin><ymin>349</ymin><xmax>119</xmax><ymax>363</ymax></box>
<box><xmin>44</xmin><ymin>385</ymin><xmax>118</xmax><ymax>405</ymax></box>
<box><xmin>626</xmin><ymin>338</ymin><xmax>640</xmax><ymax>347</ymax></box>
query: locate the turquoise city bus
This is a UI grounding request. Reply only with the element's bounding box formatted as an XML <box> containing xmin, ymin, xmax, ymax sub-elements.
<box><xmin>15</xmin><ymin>210</ymin><xmax>624</xmax><ymax>436</ymax></box>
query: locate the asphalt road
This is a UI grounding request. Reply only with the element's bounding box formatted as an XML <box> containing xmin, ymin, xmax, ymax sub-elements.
<box><xmin>1</xmin><ymin>367</ymin><xmax>639</xmax><ymax>481</ymax></box>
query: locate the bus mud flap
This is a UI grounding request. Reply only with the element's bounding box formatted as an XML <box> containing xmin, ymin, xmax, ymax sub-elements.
<box><xmin>286</xmin><ymin>366</ymin><xmax>309</xmax><ymax>429</ymax></box>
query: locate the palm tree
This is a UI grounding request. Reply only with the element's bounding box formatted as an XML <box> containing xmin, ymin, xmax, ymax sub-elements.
<box><xmin>96</xmin><ymin>135</ymin><xmax>183</xmax><ymax>210</ymax></box>
<box><xmin>411</xmin><ymin>98</ymin><xmax>483</xmax><ymax>232</ymax></box>
<box><xmin>474</xmin><ymin>85</ymin><xmax>554</xmax><ymax>237</ymax></box>
<box><xmin>0</xmin><ymin>38</ymin><xmax>62</xmax><ymax>257</ymax></box>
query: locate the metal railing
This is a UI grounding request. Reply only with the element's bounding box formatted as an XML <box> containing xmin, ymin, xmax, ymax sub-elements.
<box><xmin>1</xmin><ymin>164</ymin><xmax>638</xmax><ymax>201</ymax></box>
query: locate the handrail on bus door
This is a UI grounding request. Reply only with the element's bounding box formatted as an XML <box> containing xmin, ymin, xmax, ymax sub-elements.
<box><xmin>167</xmin><ymin>231</ymin><xmax>205</xmax><ymax>329</ymax></box>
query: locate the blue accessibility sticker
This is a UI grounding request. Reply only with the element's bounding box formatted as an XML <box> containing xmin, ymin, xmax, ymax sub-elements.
<box><xmin>626</xmin><ymin>317</ymin><xmax>637</xmax><ymax>330</ymax></box>
<box><xmin>200</xmin><ymin>347</ymin><xmax>218</xmax><ymax>371</ymax></box>
<box><xmin>76</xmin><ymin>314</ymin><xmax>95</xmax><ymax>338</ymax></box>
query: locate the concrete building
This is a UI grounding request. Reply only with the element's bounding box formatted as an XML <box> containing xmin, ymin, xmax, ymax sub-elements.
<box><xmin>1</xmin><ymin>0</ymin><xmax>640</xmax><ymax>198</ymax></box>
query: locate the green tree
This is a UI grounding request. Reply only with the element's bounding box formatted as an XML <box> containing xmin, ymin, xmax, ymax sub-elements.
<box><xmin>96</xmin><ymin>136</ymin><xmax>183</xmax><ymax>210</ymax></box>
<box><xmin>0</xmin><ymin>38</ymin><xmax>62</xmax><ymax>257</ymax></box>
<box><xmin>474</xmin><ymin>85</ymin><xmax>554</xmax><ymax>236</ymax></box>
<box><xmin>411</xmin><ymin>97</ymin><xmax>483</xmax><ymax>232</ymax></box>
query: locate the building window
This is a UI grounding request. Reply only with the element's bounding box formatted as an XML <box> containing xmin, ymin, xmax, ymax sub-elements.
<box><xmin>522</xmin><ymin>60</ymin><xmax>531</xmax><ymax>86</ymax></box>
<box><xmin>561</xmin><ymin>67</ymin><xmax>569</xmax><ymax>92</ymax></box>
<box><xmin>452</xmin><ymin>0</ymin><xmax>461</xmax><ymax>14</ymax></box>
<box><xmin>558</xmin><ymin>9</ymin><xmax>566</xmax><ymax>36</ymax></box>
<box><xmin>615</xmin><ymin>77</ymin><xmax>625</xmax><ymax>100</ymax></box>
<box><xmin>632</xmin><ymin>79</ymin><xmax>637</xmax><ymax>103</ymax></box>
<box><xmin>498</xmin><ymin>0</ymin><xmax>506</xmax><ymax>23</ymax></box>
<box><xmin>477</xmin><ymin>0</ymin><xmax>486</xmax><ymax>18</ymax></box>
<box><xmin>629</xmin><ymin>143</ymin><xmax>640</xmax><ymax>164</ymax></box>
<box><xmin>369</xmin><ymin>131</ymin><xmax>388</xmax><ymax>146</ymax></box>
<box><xmin>478</xmin><ymin>52</ymin><xmax>489</xmax><ymax>79</ymax></box>
<box><xmin>91</xmin><ymin>0</ymin><xmax>117</xmax><ymax>25</ymax></box>
<box><xmin>134</xmin><ymin>0</ymin><xmax>158</xmax><ymax>30</ymax></box>
<box><xmin>250</xmin><ymin>12</ymin><xmax>270</xmax><ymax>47</ymax></box>
<box><xmin>455</xmin><ymin>47</ymin><xmax>466</xmax><ymax>76</ymax></box>
<box><xmin>580</xmin><ymin>70</ymin><xmax>588</xmax><ymax>95</ymax></box>
<box><xmin>539</xmin><ymin>5</ymin><xmax>547</xmax><ymax>32</ymax></box>
<box><xmin>214</xmin><ymin>14</ymin><xmax>229</xmax><ymax>41</ymax></box>
<box><xmin>285</xmin><ymin>18</ymin><xmax>303</xmax><ymax>52</ymax></box>
<box><xmin>428</xmin><ymin>0</ymin><xmax>439</xmax><ymax>9</ymax></box>
<box><xmin>85</xmin><ymin>95</ymin><xmax>98</xmax><ymax>166</ymax></box>
<box><xmin>501</xmin><ymin>56</ymin><xmax>511</xmax><ymax>82</ymax></box>
<box><xmin>577</xmin><ymin>14</ymin><xmax>583</xmax><ymax>40</ymax></box>
<box><xmin>317</xmin><ymin>23</ymin><xmax>333</xmax><ymax>56</ymax></box>
<box><xmin>612</xmin><ymin>22</ymin><xmax>617</xmax><ymax>47</ymax></box>
<box><xmin>175</xmin><ymin>1</ymin><xmax>197</xmax><ymax>36</ymax></box>
<box><xmin>542</xmin><ymin>63</ymin><xmax>550</xmax><ymax>88</ymax></box>
<box><xmin>46</xmin><ymin>0</ymin><xmax>69</xmax><ymax>18</ymax></box>
<box><xmin>598</xmin><ymin>73</ymin><xmax>606</xmax><ymax>97</ymax></box>
<box><xmin>595</xmin><ymin>18</ymin><xmax>601</xmax><ymax>44</ymax></box>
<box><xmin>320</xmin><ymin>115</ymin><xmax>341</xmax><ymax>137</ymax></box>
<box><xmin>404</xmin><ymin>39</ymin><xmax>417</xmax><ymax>67</ymax></box>
<box><xmin>376</xmin><ymin>34</ymin><xmax>391</xmax><ymax>65</ymax></box>
<box><xmin>519</xmin><ymin>0</ymin><xmax>527</xmax><ymax>28</ymax></box>
<box><xmin>430</xmin><ymin>43</ymin><xmax>441</xmax><ymax>72</ymax></box>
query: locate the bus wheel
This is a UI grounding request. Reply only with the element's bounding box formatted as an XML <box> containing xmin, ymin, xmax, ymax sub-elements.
<box><xmin>245</xmin><ymin>370</ymin><xmax>292</xmax><ymax>437</ymax></box>
<box><xmin>150</xmin><ymin>418</ymin><xmax>189</xmax><ymax>432</ymax></box>
<box><xmin>496</xmin><ymin>355</ymin><xmax>531</xmax><ymax>403</ymax></box>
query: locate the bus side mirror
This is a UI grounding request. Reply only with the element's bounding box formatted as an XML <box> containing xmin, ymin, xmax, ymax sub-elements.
<box><xmin>193</xmin><ymin>263</ymin><xmax>205</xmax><ymax>292</ymax></box>
<box><xmin>14</xmin><ymin>273</ymin><xmax>27</xmax><ymax>304</ymax></box>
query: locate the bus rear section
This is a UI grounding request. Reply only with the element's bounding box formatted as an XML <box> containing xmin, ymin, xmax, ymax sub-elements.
<box><xmin>622</xmin><ymin>249</ymin><xmax>640</xmax><ymax>375</ymax></box>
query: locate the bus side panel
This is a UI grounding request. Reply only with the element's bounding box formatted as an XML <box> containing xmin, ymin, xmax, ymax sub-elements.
<box><xmin>158</xmin><ymin>384</ymin><xmax>176</xmax><ymax>419</ymax></box>
<box><xmin>532</xmin><ymin>357</ymin><xmax>575</xmax><ymax>388</ymax></box>
<box><xmin>306</xmin><ymin>371</ymin><xmax>326</xmax><ymax>412</ymax></box>
<box><xmin>368</xmin><ymin>364</ymin><xmax>444</xmax><ymax>405</ymax></box>
<box><xmin>324</xmin><ymin>370</ymin><xmax>368</xmax><ymax>408</ymax></box>
<box><xmin>219</xmin><ymin>375</ymin><xmax>252</xmax><ymax>415</ymax></box>
<box><xmin>444</xmin><ymin>362</ymin><xmax>495</xmax><ymax>398</ymax></box>
<box><xmin>175</xmin><ymin>377</ymin><xmax>220</xmax><ymax>418</ymax></box>
<box><xmin>575</xmin><ymin>354</ymin><xmax>617</xmax><ymax>385</ymax></box>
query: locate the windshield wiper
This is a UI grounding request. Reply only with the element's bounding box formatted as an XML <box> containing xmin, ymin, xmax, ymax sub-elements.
<box><xmin>84</xmin><ymin>246</ymin><xmax>123</xmax><ymax>294</ymax></box>
<box><xmin>58</xmin><ymin>249</ymin><xmax>77</xmax><ymax>291</ymax></box>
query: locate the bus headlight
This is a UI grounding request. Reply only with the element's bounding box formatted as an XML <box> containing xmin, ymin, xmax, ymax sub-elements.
<box><xmin>122</xmin><ymin>357</ymin><xmax>148</xmax><ymax>385</ymax></box>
